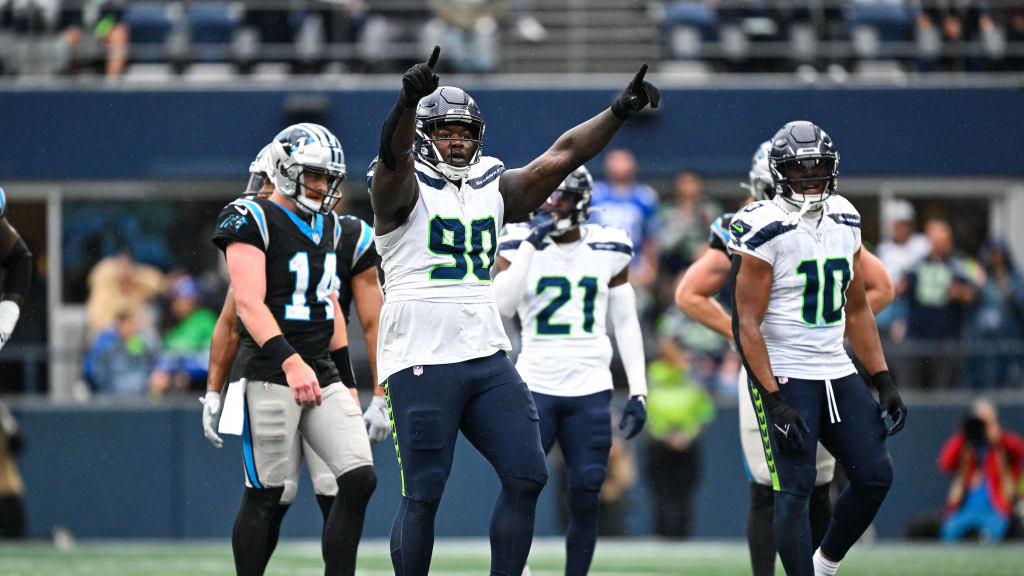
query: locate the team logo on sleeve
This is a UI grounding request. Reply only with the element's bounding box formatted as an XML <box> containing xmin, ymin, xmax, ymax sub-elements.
<box><xmin>219</xmin><ymin>214</ymin><xmax>247</xmax><ymax>232</ymax></box>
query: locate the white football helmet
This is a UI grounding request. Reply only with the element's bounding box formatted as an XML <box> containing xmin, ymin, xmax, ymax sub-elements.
<box><xmin>244</xmin><ymin>144</ymin><xmax>273</xmax><ymax>197</ymax></box>
<box><xmin>268</xmin><ymin>123</ymin><xmax>347</xmax><ymax>215</ymax></box>
<box><xmin>741</xmin><ymin>140</ymin><xmax>773</xmax><ymax>202</ymax></box>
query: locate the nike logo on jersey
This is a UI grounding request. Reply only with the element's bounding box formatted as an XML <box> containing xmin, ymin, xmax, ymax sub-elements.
<box><xmin>235</xmin><ymin>205</ymin><xmax>249</xmax><ymax>216</ymax></box>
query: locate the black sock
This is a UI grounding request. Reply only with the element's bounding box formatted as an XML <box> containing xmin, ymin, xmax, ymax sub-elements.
<box><xmin>489</xmin><ymin>477</ymin><xmax>545</xmax><ymax>576</ymax></box>
<box><xmin>391</xmin><ymin>497</ymin><xmax>441</xmax><ymax>576</ymax></box>
<box><xmin>565</xmin><ymin>487</ymin><xmax>601</xmax><ymax>576</ymax></box>
<box><xmin>810</xmin><ymin>483</ymin><xmax>833</xmax><ymax>550</ymax></box>
<box><xmin>316</xmin><ymin>494</ymin><xmax>335</xmax><ymax>525</ymax></box>
<box><xmin>774</xmin><ymin>491</ymin><xmax>813</xmax><ymax>576</ymax></box>
<box><xmin>820</xmin><ymin>482</ymin><xmax>890</xmax><ymax>561</ymax></box>
<box><xmin>232</xmin><ymin>486</ymin><xmax>285</xmax><ymax>576</ymax></box>
<box><xmin>265</xmin><ymin>503</ymin><xmax>291</xmax><ymax>568</ymax></box>
<box><xmin>747</xmin><ymin>483</ymin><xmax>776</xmax><ymax>576</ymax></box>
<box><xmin>323</xmin><ymin>465</ymin><xmax>377</xmax><ymax>576</ymax></box>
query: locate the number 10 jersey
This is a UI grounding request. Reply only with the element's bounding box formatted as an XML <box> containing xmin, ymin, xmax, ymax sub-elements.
<box><xmin>728</xmin><ymin>195</ymin><xmax>863</xmax><ymax>380</ymax></box>
<box><xmin>372</xmin><ymin>156</ymin><xmax>511</xmax><ymax>383</ymax></box>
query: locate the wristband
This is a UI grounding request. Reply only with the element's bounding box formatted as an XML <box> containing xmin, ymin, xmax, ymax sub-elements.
<box><xmin>331</xmin><ymin>346</ymin><xmax>357</xmax><ymax>389</ymax></box>
<box><xmin>262</xmin><ymin>334</ymin><xmax>297</xmax><ymax>367</ymax></box>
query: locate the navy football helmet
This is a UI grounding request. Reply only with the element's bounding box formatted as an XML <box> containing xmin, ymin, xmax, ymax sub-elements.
<box><xmin>768</xmin><ymin>121</ymin><xmax>839</xmax><ymax>211</ymax></box>
<box><xmin>268</xmin><ymin>123</ymin><xmax>346</xmax><ymax>215</ymax></box>
<box><xmin>415</xmin><ymin>86</ymin><xmax>485</xmax><ymax>181</ymax></box>
<box><xmin>535</xmin><ymin>166</ymin><xmax>593</xmax><ymax>236</ymax></box>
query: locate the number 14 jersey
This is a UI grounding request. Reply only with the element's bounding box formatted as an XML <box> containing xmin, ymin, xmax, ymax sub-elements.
<box><xmin>728</xmin><ymin>195</ymin><xmax>863</xmax><ymax>380</ymax></box>
<box><xmin>372</xmin><ymin>156</ymin><xmax>511</xmax><ymax>383</ymax></box>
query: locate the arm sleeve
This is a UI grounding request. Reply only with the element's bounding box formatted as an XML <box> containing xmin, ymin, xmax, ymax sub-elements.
<box><xmin>492</xmin><ymin>242</ymin><xmax>536</xmax><ymax>318</ymax></box>
<box><xmin>609</xmin><ymin>282</ymin><xmax>647</xmax><ymax>397</ymax></box>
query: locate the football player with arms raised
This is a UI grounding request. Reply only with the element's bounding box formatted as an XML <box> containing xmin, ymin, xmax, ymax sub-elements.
<box><xmin>211</xmin><ymin>125</ymin><xmax>377</xmax><ymax>576</ymax></box>
<box><xmin>369</xmin><ymin>47</ymin><xmax>658</xmax><ymax>576</ymax></box>
<box><xmin>675</xmin><ymin>139</ymin><xmax>893</xmax><ymax>576</ymax></box>
<box><xmin>729</xmin><ymin>122</ymin><xmax>906</xmax><ymax>576</ymax></box>
<box><xmin>492</xmin><ymin>166</ymin><xmax>647</xmax><ymax>576</ymax></box>
<box><xmin>203</xmin><ymin>143</ymin><xmax>388</xmax><ymax>574</ymax></box>
<box><xmin>0</xmin><ymin>186</ymin><xmax>31</xmax><ymax>354</ymax></box>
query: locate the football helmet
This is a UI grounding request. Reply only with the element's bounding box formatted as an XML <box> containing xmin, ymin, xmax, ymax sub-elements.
<box><xmin>741</xmin><ymin>140</ymin><xmax>773</xmax><ymax>202</ymax></box>
<box><xmin>768</xmin><ymin>121</ymin><xmax>839</xmax><ymax>212</ymax></box>
<box><xmin>244</xmin><ymin>144</ymin><xmax>272</xmax><ymax>197</ymax></box>
<box><xmin>268</xmin><ymin>123</ymin><xmax>346</xmax><ymax>215</ymax></box>
<box><xmin>415</xmin><ymin>86</ymin><xmax>485</xmax><ymax>181</ymax></box>
<box><xmin>534</xmin><ymin>166</ymin><xmax>593</xmax><ymax>236</ymax></box>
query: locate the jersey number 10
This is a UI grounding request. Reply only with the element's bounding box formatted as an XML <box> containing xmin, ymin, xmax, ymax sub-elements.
<box><xmin>796</xmin><ymin>257</ymin><xmax>851</xmax><ymax>325</ymax></box>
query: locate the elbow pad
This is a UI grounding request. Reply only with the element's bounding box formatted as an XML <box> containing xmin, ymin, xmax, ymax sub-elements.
<box><xmin>1</xmin><ymin>238</ymin><xmax>31</xmax><ymax>302</ymax></box>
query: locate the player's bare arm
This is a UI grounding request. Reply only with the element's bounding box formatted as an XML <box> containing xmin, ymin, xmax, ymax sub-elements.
<box><xmin>371</xmin><ymin>47</ymin><xmax>441</xmax><ymax>235</ymax></box>
<box><xmin>351</xmin><ymin>266</ymin><xmax>384</xmax><ymax>391</ymax></box>
<box><xmin>860</xmin><ymin>248</ymin><xmax>894</xmax><ymax>315</ymax></box>
<box><xmin>733</xmin><ymin>253</ymin><xmax>777</xmax><ymax>392</ymax></box>
<box><xmin>207</xmin><ymin>287</ymin><xmax>240</xmax><ymax>395</ymax></box>
<box><xmin>499</xmin><ymin>65</ymin><xmax>659</xmax><ymax>221</ymax></box>
<box><xmin>675</xmin><ymin>248</ymin><xmax>733</xmax><ymax>339</ymax></box>
<box><xmin>226</xmin><ymin>242</ymin><xmax>321</xmax><ymax>407</ymax></box>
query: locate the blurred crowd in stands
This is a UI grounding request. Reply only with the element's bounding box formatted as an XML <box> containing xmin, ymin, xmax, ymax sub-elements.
<box><xmin>0</xmin><ymin>0</ymin><xmax>1020</xmax><ymax>78</ymax></box>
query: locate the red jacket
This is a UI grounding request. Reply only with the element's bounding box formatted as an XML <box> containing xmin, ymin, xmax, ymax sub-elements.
<box><xmin>938</xmin><ymin>430</ymin><xmax>1024</xmax><ymax>516</ymax></box>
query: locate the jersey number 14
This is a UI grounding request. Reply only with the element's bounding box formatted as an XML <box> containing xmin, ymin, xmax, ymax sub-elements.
<box><xmin>796</xmin><ymin>257</ymin><xmax>851</xmax><ymax>325</ymax></box>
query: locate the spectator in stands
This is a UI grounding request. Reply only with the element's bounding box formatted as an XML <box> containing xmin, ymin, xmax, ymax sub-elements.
<box><xmin>656</xmin><ymin>306</ymin><xmax>732</xmax><ymax>395</ymax></box>
<box><xmin>422</xmin><ymin>0</ymin><xmax>499</xmax><ymax>73</ymax></box>
<box><xmin>644</xmin><ymin>345</ymin><xmax>715</xmax><ymax>538</ymax></box>
<box><xmin>900</xmin><ymin>217</ymin><xmax>980</xmax><ymax>388</ymax></box>
<box><xmin>62</xmin><ymin>0</ymin><xmax>128</xmax><ymax>77</ymax></box>
<box><xmin>589</xmin><ymin>148</ymin><xmax>659</xmax><ymax>290</ymax></box>
<box><xmin>967</xmin><ymin>239</ymin><xmax>1024</xmax><ymax>388</ymax></box>
<box><xmin>939</xmin><ymin>399</ymin><xmax>1023</xmax><ymax>543</ymax></box>
<box><xmin>0</xmin><ymin>400</ymin><xmax>25</xmax><ymax>539</ymax></box>
<box><xmin>148</xmin><ymin>275</ymin><xmax>216</xmax><ymax>395</ymax></box>
<box><xmin>656</xmin><ymin>171</ymin><xmax>719</xmax><ymax>300</ymax></box>
<box><xmin>85</xmin><ymin>309</ymin><xmax>157</xmax><ymax>396</ymax></box>
<box><xmin>876</xmin><ymin>199</ymin><xmax>931</xmax><ymax>338</ymax></box>
<box><xmin>86</xmin><ymin>250</ymin><xmax>164</xmax><ymax>341</ymax></box>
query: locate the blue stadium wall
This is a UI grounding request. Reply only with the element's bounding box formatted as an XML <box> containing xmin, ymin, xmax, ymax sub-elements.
<box><xmin>12</xmin><ymin>402</ymin><xmax>1024</xmax><ymax>540</ymax></box>
<box><xmin>0</xmin><ymin>86</ymin><xmax>1021</xmax><ymax>181</ymax></box>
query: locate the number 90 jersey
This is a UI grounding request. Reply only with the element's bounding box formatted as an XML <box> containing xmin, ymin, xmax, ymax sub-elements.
<box><xmin>371</xmin><ymin>156</ymin><xmax>511</xmax><ymax>383</ymax></box>
<box><xmin>728</xmin><ymin>195</ymin><xmax>862</xmax><ymax>380</ymax></box>
<box><xmin>497</xmin><ymin>223</ymin><xmax>633</xmax><ymax>397</ymax></box>
<box><xmin>212</xmin><ymin>197</ymin><xmax>342</xmax><ymax>386</ymax></box>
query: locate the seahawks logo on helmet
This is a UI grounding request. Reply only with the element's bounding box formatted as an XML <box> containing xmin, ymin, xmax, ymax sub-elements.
<box><xmin>414</xmin><ymin>86</ymin><xmax>485</xmax><ymax>182</ymax></box>
<box><xmin>768</xmin><ymin>121</ymin><xmax>839</xmax><ymax>212</ymax></box>
<box><xmin>534</xmin><ymin>166</ymin><xmax>594</xmax><ymax>236</ymax></box>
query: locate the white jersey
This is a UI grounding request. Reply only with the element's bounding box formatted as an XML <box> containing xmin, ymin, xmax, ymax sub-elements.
<box><xmin>728</xmin><ymin>195</ymin><xmax>862</xmax><ymax>380</ymax></box>
<box><xmin>373</xmin><ymin>156</ymin><xmax>510</xmax><ymax>382</ymax></box>
<box><xmin>497</xmin><ymin>223</ymin><xmax>633</xmax><ymax>396</ymax></box>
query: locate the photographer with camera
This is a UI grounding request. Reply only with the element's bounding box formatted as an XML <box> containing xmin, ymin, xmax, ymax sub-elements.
<box><xmin>938</xmin><ymin>399</ymin><xmax>1024</xmax><ymax>542</ymax></box>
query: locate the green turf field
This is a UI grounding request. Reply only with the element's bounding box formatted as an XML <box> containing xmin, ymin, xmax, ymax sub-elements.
<box><xmin>2</xmin><ymin>538</ymin><xmax>1023</xmax><ymax>575</ymax></box>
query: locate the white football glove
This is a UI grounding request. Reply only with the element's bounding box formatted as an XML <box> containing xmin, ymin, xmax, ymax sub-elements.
<box><xmin>363</xmin><ymin>395</ymin><xmax>391</xmax><ymax>445</ymax></box>
<box><xmin>0</xmin><ymin>300</ymin><xmax>20</xmax><ymax>352</ymax></box>
<box><xmin>200</xmin><ymin>391</ymin><xmax>223</xmax><ymax>448</ymax></box>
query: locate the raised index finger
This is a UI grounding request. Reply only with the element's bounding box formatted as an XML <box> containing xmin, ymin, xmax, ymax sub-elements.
<box><xmin>630</xmin><ymin>63</ymin><xmax>648</xmax><ymax>88</ymax></box>
<box><xmin>426</xmin><ymin>46</ymin><xmax>441</xmax><ymax>68</ymax></box>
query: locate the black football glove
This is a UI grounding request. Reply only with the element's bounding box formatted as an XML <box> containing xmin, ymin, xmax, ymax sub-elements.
<box><xmin>871</xmin><ymin>371</ymin><xmax>907</xmax><ymax>436</ymax></box>
<box><xmin>525</xmin><ymin>212</ymin><xmax>556</xmax><ymax>248</ymax></box>
<box><xmin>399</xmin><ymin>46</ymin><xmax>441</xmax><ymax>109</ymax></box>
<box><xmin>619</xmin><ymin>395</ymin><xmax>647</xmax><ymax>440</ymax></box>
<box><xmin>761</xmin><ymin>390</ymin><xmax>809</xmax><ymax>454</ymax></box>
<box><xmin>611</xmin><ymin>64</ymin><xmax>660</xmax><ymax>120</ymax></box>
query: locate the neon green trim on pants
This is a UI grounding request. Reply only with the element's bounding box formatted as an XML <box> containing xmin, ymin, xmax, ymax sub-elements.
<box><xmin>750</xmin><ymin>380</ymin><xmax>780</xmax><ymax>491</ymax></box>
<box><xmin>383</xmin><ymin>379</ymin><xmax>406</xmax><ymax>497</ymax></box>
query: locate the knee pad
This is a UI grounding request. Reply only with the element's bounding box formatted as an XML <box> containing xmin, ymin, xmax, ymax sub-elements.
<box><xmin>339</xmin><ymin>465</ymin><xmax>377</xmax><ymax>504</ymax></box>
<box><xmin>312</xmin><ymin>472</ymin><xmax>338</xmax><ymax>497</ymax></box>
<box><xmin>569</xmin><ymin>464</ymin><xmax>607</xmax><ymax>493</ymax></box>
<box><xmin>501</xmin><ymin>476</ymin><xmax>545</xmax><ymax>500</ymax></box>
<box><xmin>279</xmin><ymin>480</ymin><xmax>298</xmax><ymax>506</ymax></box>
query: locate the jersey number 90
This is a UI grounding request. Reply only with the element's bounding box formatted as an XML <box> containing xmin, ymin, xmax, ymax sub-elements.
<box><xmin>429</xmin><ymin>216</ymin><xmax>497</xmax><ymax>282</ymax></box>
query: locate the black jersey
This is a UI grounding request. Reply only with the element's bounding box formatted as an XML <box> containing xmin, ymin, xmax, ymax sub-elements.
<box><xmin>212</xmin><ymin>197</ymin><xmax>342</xmax><ymax>386</ymax></box>
<box><xmin>334</xmin><ymin>215</ymin><xmax>380</xmax><ymax>323</ymax></box>
<box><xmin>708</xmin><ymin>212</ymin><xmax>735</xmax><ymax>255</ymax></box>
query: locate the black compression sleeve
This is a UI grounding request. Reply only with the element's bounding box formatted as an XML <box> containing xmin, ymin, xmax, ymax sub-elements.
<box><xmin>331</xmin><ymin>346</ymin><xmax>357</xmax><ymax>388</ymax></box>
<box><xmin>379</xmin><ymin>101</ymin><xmax>406</xmax><ymax>170</ymax></box>
<box><xmin>1</xmin><ymin>238</ymin><xmax>31</xmax><ymax>303</ymax></box>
